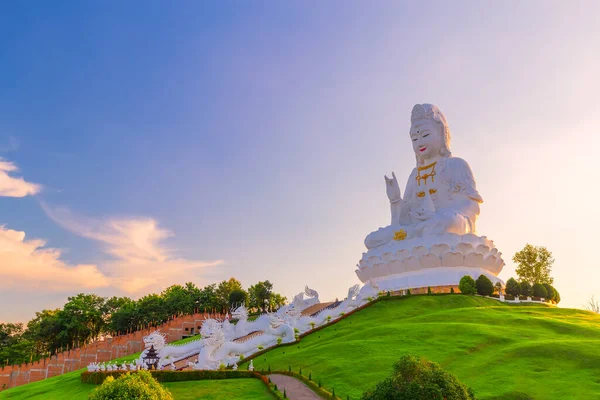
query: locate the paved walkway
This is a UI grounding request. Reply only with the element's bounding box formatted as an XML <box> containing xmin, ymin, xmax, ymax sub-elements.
<box><xmin>268</xmin><ymin>374</ymin><xmax>321</xmax><ymax>400</ymax></box>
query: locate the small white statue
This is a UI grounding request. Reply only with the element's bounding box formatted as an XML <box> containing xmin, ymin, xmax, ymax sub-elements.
<box><xmin>120</xmin><ymin>363</ymin><xmax>128</xmax><ymax>371</ymax></box>
<box><xmin>232</xmin><ymin>362</ymin><xmax>238</xmax><ymax>371</ymax></box>
<box><xmin>170</xmin><ymin>362</ymin><xmax>176</xmax><ymax>371</ymax></box>
<box><xmin>248</xmin><ymin>360</ymin><xmax>254</xmax><ymax>371</ymax></box>
<box><xmin>99</xmin><ymin>363</ymin><xmax>106</xmax><ymax>372</ymax></box>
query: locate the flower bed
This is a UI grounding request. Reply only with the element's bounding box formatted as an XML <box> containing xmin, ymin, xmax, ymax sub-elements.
<box><xmin>504</xmin><ymin>294</ymin><xmax>515</xmax><ymax>300</ymax></box>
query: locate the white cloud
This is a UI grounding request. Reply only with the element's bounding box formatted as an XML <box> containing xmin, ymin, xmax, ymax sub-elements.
<box><xmin>0</xmin><ymin>225</ymin><xmax>110</xmax><ymax>291</ymax></box>
<box><xmin>40</xmin><ymin>203</ymin><xmax>223</xmax><ymax>294</ymax></box>
<box><xmin>0</xmin><ymin>158</ymin><xmax>41</xmax><ymax>197</ymax></box>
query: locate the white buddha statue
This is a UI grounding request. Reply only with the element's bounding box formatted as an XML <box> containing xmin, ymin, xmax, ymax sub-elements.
<box><xmin>356</xmin><ymin>104</ymin><xmax>503</xmax><ymax>291</ymax></box>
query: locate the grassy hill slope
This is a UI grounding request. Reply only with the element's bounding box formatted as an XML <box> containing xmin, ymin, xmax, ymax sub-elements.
<box><xmin>245</xmin><ymin>295</ymin><xmax>600</xmax><ymax>400</ymax></box>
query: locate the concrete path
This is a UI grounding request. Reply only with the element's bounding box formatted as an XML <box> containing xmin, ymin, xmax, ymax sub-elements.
<box><xmin>268</xmin><ymin>374</ymin><xmax>321</xmax><ymax>400</ymax></box>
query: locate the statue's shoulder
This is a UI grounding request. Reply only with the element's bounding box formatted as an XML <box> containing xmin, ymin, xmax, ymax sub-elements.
<box><xmin>442</xmin><ymin>157</ymin><xmax>473</xmax><ymax>172</ymax></box>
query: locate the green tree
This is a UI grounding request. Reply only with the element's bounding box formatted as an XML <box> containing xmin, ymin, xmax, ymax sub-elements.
<box><xmin>216</xmin><ymin>278</ymin><xmax>244</xmax><ymax>313</ymax></box>
<box><xmin>248</xmin><ymin>280</ymin><xmax>274</xmax><ymax>313</ymax></box>
<box><xmin>475</xmin><ymin>275</ymin><xmax>494</xmax><ymax>296</ymax></box>
<box><xmin>0</xmin><ymin>323</ymin><xmax>34</xmax><ymax>367</ymax></box>
<box><xmin>361</xmin><ymin>355</ymin><xmax>476</xmax><ymax>400</ymax></box>
<box><xmin>198</xmin><ymin>284</ymin><xmax>219</xmax><ymax>312</ymax></box>
<box><xmin>61</xmin><ymin>293</ymin><xmax>106</xmax><ymax>347</ymax></box>
<box><xmin>458</xmin><ymin>276</ymin><xmax>476</xmax><ymax>295</ymax></box>
<box><xmin>532</xmin><ymin>283</ymin><xmax>548</xmax><ymax>299</ymax></box>
<box><xmin>228</xmin><ymin>289</ymin><xmax>249</xmax><ymax>309</ymax></box>
<box><xmin>519</xmin><ymin>281</ymin><xmax>532</xmax><ymax>297</ymax></box>
<box><xmin>542</xmin><ymin>284</ymin><xmax>556</xmax><ymax>302</ymax></box>
<box><xmin>505</xmin><ymin>278</ymin><xmax>521</xmax><ymax>297</ymax></box>
<box><xmin>25</xmin><ymin>309</ymin><xmax>64</xmax><ymax>355</ymax></box>
<box><xmin>162</xmin><ymin>285</ymin><xmax>194</xmax><ymax>316</ymax></box>
<box><xmin>269</xmin><ymin>292</ymin><xmax>287</xmax><ymax>311</ymax></box>
<box><xmin>513</xmin><ymin>244</ymin><xmax>554</xmax><ymax>285</ymax></box>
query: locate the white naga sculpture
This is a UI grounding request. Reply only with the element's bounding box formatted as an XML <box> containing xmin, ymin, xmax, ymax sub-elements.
<box><xmin>357</xmin><ymin>104</ymin><xmax>504</xmax><ymax>291</ymax></box>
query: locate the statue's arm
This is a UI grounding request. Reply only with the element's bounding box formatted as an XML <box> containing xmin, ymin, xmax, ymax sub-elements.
<box><xmin>391</xmin><ymin>169</ymin><xmax>416</xmax><ymax>225</ymax></box>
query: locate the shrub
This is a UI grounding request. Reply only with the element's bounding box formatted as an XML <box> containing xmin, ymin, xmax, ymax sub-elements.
<box><xmin>406</xmin><ymin>289</ymin><xmax>411</xmax><ymax>296</ymax></box>
<box><xmin>360</xmin><ymin>355</ymin><xmax>475</xmax><ymax>400</ymax></box>
<box><xmin>450</xmin><ymin>287</ymin><xmax>455</xmax><ymax>294</ymax></box>
<box><xmin>519</xmin><ymin>281</ymin><xmax>532</xmax><ymax>297</ymax></box>
<box><xmin>476</xmin><ymin>275</ymin><xmax>494</xmax><ymax>296</ymax></box>
<box><xmin>532</xmin><ymin>283</ymin><xmax>548</xmax><ymax>299</ymax></box>
<box><xmin>555</xmin><ymin>290</ymin><xmax>561</xmax><ymax>304</ymax></box>
<box><xmin>505</xmin><ymin>278</ymin><xmax>520</xmax><ymax>297</ymax></box>
<box><xmin>89</xmin><ymin>370</ymin><xmax>173</xmax><ymax>400</ymax></box>
<box><xmin>543</xmin><ymin>284</ymin><xmax>556</xmax><ymax>301</ymax></box>
<box><xmin>459</xmin><ymin>276</ymin><xmax>477</xmax><ymax>295</ymax></box>
<box><xmin>277</xmin><ymin>338</ymin><xmax>282</xmax><ymax>344</ymax></box>
<box><xmin>427</xmin><ymin>286</ymin><xmax>432</xmax><ymax>295</ymax></box>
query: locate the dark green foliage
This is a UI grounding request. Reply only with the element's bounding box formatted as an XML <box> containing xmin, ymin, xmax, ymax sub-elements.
<box><xmin>81</xmin><ymin>370</ymin><xmax>261</xmax><ymax>385</ymax></box>
<box><xmin>554</xmin><ymin>290</ymin><xmax>561</xmax><ymax>304</ymax></box>
<box><xmin>519</xmin><ymin>281</ymin><xmax>532</xmax><ymax>297</ymax></box>
<box><xmin>309</xmin><ymin>372</ymin><xmax>312</xmax><ymax>380</ymax></box>
<box><xmin>284</xmin><ymin>388</ymin><xmax>287</xmax><ymax>398</ymax></box>
<box><xmin>542</xmin><ymin>284</ymin><xmax>556</xmax><ymax>301</ymax></box>
<box><xmin>88</xmin><ymin>370</ymin><xmax>173</xmax><ymax>400</ymax></box>
<box><xmin>288</xmin><ymin>365</ymin><xmax>291</xmax><ymax>372</ymax></box>
<box><xmin>332</xmin><ymin>387</ymin><xmax>336</xmax><ymax>398</ymax></box>
<box><xmin>427</xmin><ymin>287</ymin><xmax>432</xmax><ymax>295</ymax></box>
<box><xmin>505</xmin><ymin>278</ymin><xmax>521</xmax><ymax>297</ymax></box>
<box><xmin>360</xmin><ymin>355</ymin><xmax>476</xmax><ymax>400</ymax></box>
<box><xmin>406</xmin><ymin>289</ymin><xmax>411</xmax><ymax>296</ymax></box>
<box><xmin>476</xmin><ymin>275</ymin><xmax>494</xmax><ymax>296</ymax></box>
<box><xmin>450</xmin><ymin>287</ymin><xmax>455</xmax><ymax>294</ymax></box>
<box><xmin>268</xmin><ymin>365</ymin><xmax>271</xmax><ymax>372</ymax></box>
<box><xmin>532</xmin><ymin>283</ymin><xmax>548</xmax><ymax>299</ymax></box>
<box><xmin>387</xmin><ymin>291</ymin><xmax>391</xmax><ymax>297</ymax></box>
<box><xmin>299</xmin><ymin>367</ymin><xmax>302</xmax><ymax>375</ymax></box>
<box><xmin>274</xmin><ymin>384</ymin><xmax>278</xmax><ymax>391</ymax></box>
<box><xmin>459</xmin><ymin>276</ymin><xmax>476</xmax><ymax>295</ymax></box>
<box><xmin>319</xmin><ymin>379</ymin><xmax>322</xmax><ymax>388</ymax></box>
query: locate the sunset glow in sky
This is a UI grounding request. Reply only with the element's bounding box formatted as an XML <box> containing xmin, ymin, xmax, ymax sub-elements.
<box><xmin>1</xmin><ymin>1</ymin><xmax>599</xmax><ymax>321</ymax></box>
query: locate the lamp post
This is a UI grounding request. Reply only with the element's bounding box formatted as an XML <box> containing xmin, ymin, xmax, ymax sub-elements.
<box><xmin>143</xmin><ymin>345</ymin><xmax>160</xmax><ymax>370</ymax></box>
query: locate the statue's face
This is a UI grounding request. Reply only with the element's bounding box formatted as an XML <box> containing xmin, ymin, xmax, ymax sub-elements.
<box><xmin>410</xmin><ymin>119</ymin><xmax>443</xmax><ymax>160</ymax></box>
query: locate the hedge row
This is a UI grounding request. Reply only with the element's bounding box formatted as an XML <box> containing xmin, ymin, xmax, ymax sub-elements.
<box><xmin>81</xmin><ymin>370</ymin><xmax>262</xmax><ymax>385</ymax></box>
<box><xmin>267</xmin><ymin>370</ymin><xmax>340</xmax><ymax>400</ymax></box>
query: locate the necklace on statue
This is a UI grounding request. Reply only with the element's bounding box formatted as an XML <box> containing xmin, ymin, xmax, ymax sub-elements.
<box><xmin>416</xmin><ymin>161</ymin><xmax>437</xmax><ymax>186</ymax></box>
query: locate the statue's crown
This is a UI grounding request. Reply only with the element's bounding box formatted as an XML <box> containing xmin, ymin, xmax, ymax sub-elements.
<box><xmin>411</xmin><ymin>104</ymin><xmax>437</xmax><ymax>123</ymax></box>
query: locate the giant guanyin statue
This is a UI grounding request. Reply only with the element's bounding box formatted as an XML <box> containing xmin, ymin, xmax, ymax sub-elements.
<box><xmin>356</xmin><ymin>104</ymin><xmax>504</xmax><ymax>291</ymax></box>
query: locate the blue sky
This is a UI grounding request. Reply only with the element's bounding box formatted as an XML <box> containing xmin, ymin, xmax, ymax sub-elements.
<box><xmin>1</xmin><ymin>1</ymin><xmax>599</xmax><ymax>321</ymax></box>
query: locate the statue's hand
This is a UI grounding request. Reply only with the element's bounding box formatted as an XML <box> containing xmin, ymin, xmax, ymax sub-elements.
<box><xmin>385</xmin><ymin>172</ymin><xmax>401</xmax><ymax>203</ymax></box>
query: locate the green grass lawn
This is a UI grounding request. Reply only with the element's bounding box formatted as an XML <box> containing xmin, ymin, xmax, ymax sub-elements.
<box><xmin>163</xmin><ymin>379</ymin><xmax>275</xmax><ymax>400</ymax></box>
<box><xmin>243</xmin><ymin>295</ymin><xmax>600</xmax><ymax>400</ymax></box>
<box><xmin>3</xmin><ymin>295</ymin><xmax>600</xmax><ymax>400</ymax></box>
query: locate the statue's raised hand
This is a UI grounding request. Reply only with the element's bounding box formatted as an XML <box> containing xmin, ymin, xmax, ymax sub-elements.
<box><xmin>385</xmin><ymin>172</ymin><xmax>401</xmax><ymax>204</ymax></box>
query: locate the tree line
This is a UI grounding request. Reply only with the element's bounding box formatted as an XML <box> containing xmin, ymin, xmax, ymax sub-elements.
<box><xmin>0</xmin><ymin>278</ymin><xmax>285</xmax><ymax>367</ymax></box>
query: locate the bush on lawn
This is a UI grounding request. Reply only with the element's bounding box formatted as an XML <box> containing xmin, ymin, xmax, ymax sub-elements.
<box><xmin>532</xmin><ymin>283</ymin><xmax>548</xmax><ymax>299</ymax></box>
<box><xmin>543</xmin><ymin>284</ymin><xmax>556</xmax><ymax>301</ymax></box>
<box><xmin>476</xmin><ymin>275</ymin><xmax>494</xmax><ymax>296</ymax></box>
<box><xmin>505</xmin><ymin>278</ymin><xmax>520</xmax><ymax>297</ymax></box>
<box><xmin>89</xmin><ymin>370</ymin><xmax>173</xmax><ymax>400</ymax></box>
<box><xmin>459</xmin><ymin>276</ymin><xmax>477</xmax><ymax>295</ymax></box>
<box><xmin>519</xmin><ymin>281</ymin><xmax>532</xmax><ymax>297</ymax></box>
<box><xmin>361</xmin><ymin>355</ymin><xmax>476</xmax><ymax>400</ymax></box>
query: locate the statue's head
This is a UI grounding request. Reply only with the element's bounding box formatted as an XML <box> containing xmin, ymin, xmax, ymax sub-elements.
<box><xmin>409</xmin><ymin>104</ymin><xmax>451</xmax><ymax>165</ymax></box>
